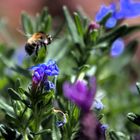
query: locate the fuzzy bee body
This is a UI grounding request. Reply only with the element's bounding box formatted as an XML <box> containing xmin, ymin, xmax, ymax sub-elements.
<box><xmin>25</xmin><ymin>31</ymin><xmax>52</xmax><ymax>56</ymax></box>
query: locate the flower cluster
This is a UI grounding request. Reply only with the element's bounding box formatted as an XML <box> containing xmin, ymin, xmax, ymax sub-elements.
<box><xmin>95</xmin><ymin>0</ymin><xmax>140</xmax><ymax>28</ymax></box>
<box><xmin>63</xmin><ymin>77</ymin><xmax>96</xmax><ymax>112</ymax></box>
<box><xmin>29</xmin><ymin>59</ymin><xmax>59</xmax><ymax>91</ymax></box>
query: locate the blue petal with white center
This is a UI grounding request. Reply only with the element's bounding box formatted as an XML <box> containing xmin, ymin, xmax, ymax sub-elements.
<box><xmin>44</xmin><ymin>81</ymin><xmax>55</xmax><ymax>91</ymax></box>
<box><xmin>94</xmin><ymin>99</ymin><xmax>104</xmax><ymax>110</ymax></box>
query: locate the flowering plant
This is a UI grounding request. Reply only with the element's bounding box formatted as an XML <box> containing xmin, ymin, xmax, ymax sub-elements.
<box><xmin>0</xmin><ymin>0</ymin><xmax>140</xmax><ymax>140</ymax></box>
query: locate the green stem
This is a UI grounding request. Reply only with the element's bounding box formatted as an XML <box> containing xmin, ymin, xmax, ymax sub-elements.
<box><xmin>23</xmin><ymin>133</ymin><xmax>28</xmax><ymax>140</ymax></box>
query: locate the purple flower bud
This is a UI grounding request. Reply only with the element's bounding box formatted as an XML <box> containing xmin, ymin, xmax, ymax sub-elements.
<box><xmin>110</xmin><ymin>38</ymin><xmax>125</xmax><ymax>57</ymax></box>
<box><xmin>79</xmin><ymin>111</ymin><xmax>105</xmax><ymax>140</ymax></box>
<box><xmin>88</xmin><ymin>21</ymin><xmax>100</xmax><ymax>33</ymax></box>
<box><xmin>63</xmin><ymin>77</ymin><xmax>96</xmax><ymax>112</ymax></box>
<box><xmin>32</xmin><ymin>68</ymin><xmax>45</xmax><ymax>85</ymax></box>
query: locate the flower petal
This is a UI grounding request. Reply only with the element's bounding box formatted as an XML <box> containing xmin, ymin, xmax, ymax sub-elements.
<box><xmin>95</xmin><ymin>5</ymin><xmax>112</xmax><ymax>22</ymax></box>
<box><xmin>44</xmin><ymin>81</ymin><xmax>55</xmax><ymax>91</ymax></box>
<box><xmin>105</xmin><ymin>17</ymin><xmax>117</xmax><ymax>28</ymax></box>
<box><xmin>110</xmin><ymin>38</ymin><xmax>125</xmax><ymax>57</ymax></box>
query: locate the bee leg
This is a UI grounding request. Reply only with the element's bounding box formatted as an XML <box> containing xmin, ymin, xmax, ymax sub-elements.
<box><xmin>43</xmin><ymin>43</ymin><xmax>47</xmax><ymax>54</ymax></box>
<box><xmin>41</xmin><ymin>42</ymin><xmax>46</xmax><ymax>51</ymax></box>
<box><xmin>35</xmin><ymin>45</ymin><xmax>39</xmax><ymax>56</ymax></box>
<box><xmin>44</xmin><ymin>44</ymin><xmax>47</xmax><ymax>51</ymax></box>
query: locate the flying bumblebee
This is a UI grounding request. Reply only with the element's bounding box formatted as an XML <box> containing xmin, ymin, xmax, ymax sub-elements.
<box><xmin>24</xmin><ymin>31</ymin><xmax>52</xmax><ymax>56</ymax></box>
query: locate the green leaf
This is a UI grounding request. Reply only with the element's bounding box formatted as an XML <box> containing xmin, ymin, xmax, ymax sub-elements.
<box><xmin>72</xmin><ymin>106</ymin><xmax>80</xmax><ymax>122</ymax></box>
<box><xmin>5</xmin><ymin>114</ymin><xmax>17</xmax><ymax>123</ymax></box>
<box><xmin>127</xmin><ymin>112</ymin><xmax>140</xmax><ymax>126</ymax></box>
<box><xmin>99</xmin><ymin>12</ymin><xmax>112</xmax><ymax>26</ymax></box>
<box><xmin>74</xmin><ymin>12</ymin><xmax>84</xmax><ymax>36</ymax></box>
<box><xmin>70</xmin><ymin>50</ymin><xmax>79</xmax><ymax>64</ymax></box>
<box><xmin>124</xmin><ymin>40</ymin><xmax>138</xmax><ymax>56</ymax></box>
<box><xmin>78</xmin><ymin>64</ymin><xmax>90</xmax><ymax>72</ymax></box>
<box><xmin>36</xmin><ymin>7</ymin><xmax>50</xmax><ymax>32</ymax></box>
<box><xmin>21</xmin><ymin>12</ymin><xmax>34</xmax><ymax>34</ymax></box>
<box><xmin>98</xmin><ymin>25</ymin><xmax>140</xmax><ymax>44</ymax></box>
<box><xmin>109</xmin><ymin>131</ymin><xmax>120</xmax><ymax>140</ymax></box>
<box><xmin>15</xmin><ymin>78</ymin><xmax>21</xmax><ymax>90</ymax></box>
<box><xmin>97</xmin><ymin>114</ymin><xmax>104</xmax><ymax>120</ymax></box>
<box><xmin>124</xmin><ymin>25</ymin><xmax>140</xmax><ymax>35</ymax></box>
<box><xmin>90</xmin><ymin>29</ymin><xmax>99</xmax><ymax>42</ymax></box>
<box><xmin>33</xmin><ymin>46</ymin><xmax>47</xmax><ymax>63</ymax></box>
<box><xmin>0</xmin><ymin>124</ymin><xmax>22</xmax><ymax>140</ymax></box>
<box><xmin>37</xmin><ymin>15</ymin><xmax>52</xmax><ymax>33</ymax></box>
<box><xmin>18</xmin><ymin>87</ymin><xmax>30</xmax><ymax>98</ymax></box>
<box><xmin>47</xmin><ymin>37</ymin><xmax>70</xmax><ymax>60</ymax></box>
<box><xmin>0</xmin><ymin>98</ymin><xmax>14</xmax><ymax>116</ymax></box>
<box><xmin>21</xmin><ymin>99</ymin><xmax>31</xmax><ymax>108</ymax></box>
<box><xmin>44</xmin><ymin>15</ymin><xmax>52</xmax><ymax>33</ymax></box>
<box><xmin>40</xmin><ymin>7</ymin><xmax>48</xmax><ymax>22</ymax></box>
<box><xmin>52</xmin><ymin>116</ymin><xmax>62</xmax><ymax>140</ymax></box>
<box><xmin>11</xmin><ymin>65</ymin><xmax>31</xmax><ymax>78</ymax></box>
<box><xmin>98</xmin><ymin>25</ymin><xmax>128</xmax><ymax>43</ymax></box>
<box><xmin>63</xmin><ymin>6</ymin><xmax>80</xmax><ymax>44</ymax></box>
<box><xmin>136</xmin><ymin>82</ymin><xmax>140</xmax><ymax>94</ymax></box>
<box><xmin>31</xmin><ymin>129</ymin><xmax>51</xmax><ymax>135</ymax></box>
<box><xmin>8</xmin><ymin>88</ymin><xmax>21</xmax><ymax>101</ymax></box>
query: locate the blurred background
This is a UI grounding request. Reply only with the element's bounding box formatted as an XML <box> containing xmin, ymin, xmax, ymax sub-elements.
<box><xmin>0</xmin><ymin>0</ymin><xmax>140</xmax><ymax>59</ymax></box>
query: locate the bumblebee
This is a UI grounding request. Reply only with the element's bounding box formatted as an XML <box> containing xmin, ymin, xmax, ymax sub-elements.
<box><xmin>25</xmin><ymin>31</ymin><xmax>52</xmax><ymax>55</ymax></box>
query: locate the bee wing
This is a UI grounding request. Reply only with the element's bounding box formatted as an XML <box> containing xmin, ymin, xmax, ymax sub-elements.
<box><xmin>16</xmin><ymin>28</ymin><xmax>32</xmax><ymax>38</ymax></box>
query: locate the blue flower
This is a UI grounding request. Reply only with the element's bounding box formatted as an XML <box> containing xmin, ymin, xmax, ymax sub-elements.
<box><xmin>29</xmin><ymin>59</ymin><xmax>59</xmax><ymax>89</ymax></box>
<box><xmin>110</xmin><ymin>38</ymin><xmax>125</xmax><ymax>57</ymax></box>
<box><xmin>119</xmin><ymin>0</ymin><xmax>140</xmax><ymax>18</ymax></box>
<box><xmin>44</xmin><ymin>81</ymin><xmax>55</xmax><ymax>91</ymax></box>
<box><xmin>53</xmin><ymin>108</ymin><xmax>67</xmax><ymax>127</ymax></box>
<box><xmin>95</xmin><ymin>3</ymin><xmax>118</xmax><ymax>28</ymax></box>
<box><xmin>95</xmin><ymin>0</ymin><xmax>140</xmax><ymax>28</ymax></box>
<box><xmin>56</xmin><ymin>121</ymin><xmax>65</xmax><ymax>127</ymax></box>
<box><xmin>93</xmin><ymin>99</ymin><xmax>104</xmax><ymax>110</ymax></box>
<box><xmin>44</xmin><ymin>60</ymin><xmax>59</xmax><ymax>76</ymax></box>
<box><xmin>100</xmin><ymin>124</ymin><xmax>108</xmax><ymax>134</ymax></box>
<box><xmin>29</xmin><ymin>60</ymin><xmax>59</xmax><ymax>76</ymax></box>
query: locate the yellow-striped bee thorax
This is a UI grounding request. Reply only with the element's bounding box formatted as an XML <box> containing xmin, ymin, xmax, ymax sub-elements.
<box><xmin>27</xmin><ymin>32</ymin><xmax>52</xmax><ymax>44</ymax></box>
<box><xmin>25</xmin><ymin>31</ymin><xmax>52</xmax><ymax>56</ymax></box>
